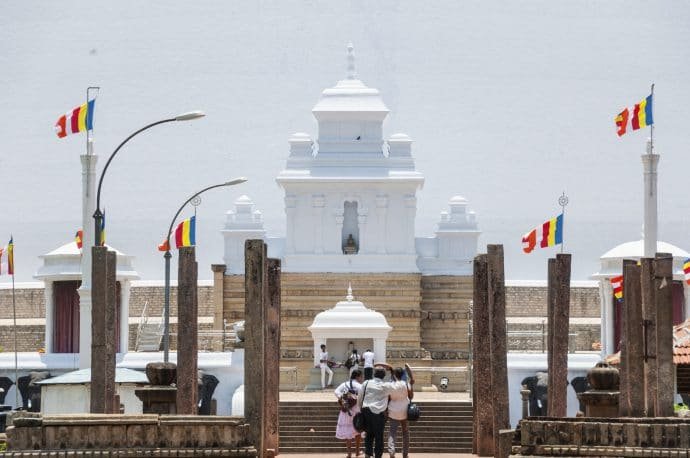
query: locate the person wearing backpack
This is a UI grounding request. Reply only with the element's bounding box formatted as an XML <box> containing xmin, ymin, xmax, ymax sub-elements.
<box><xmin>386</xmin><ymin>366</ymin><xmax>414</xmax><ymax>458</ymax></box>
<box><xmin>357</xmin><ymin>365</ymin><xmax>397</xmax><ymax>458</ymax></box>
<box><xmin>335</xmin><ymin>369</ymin><xmax>365</xmax><ymax>458</ymax></box>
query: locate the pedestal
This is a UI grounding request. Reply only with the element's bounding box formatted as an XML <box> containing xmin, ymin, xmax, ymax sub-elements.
<box><xmin>135</xmin><ymin>386</ymin><xmax>177</xmax><ymax>414</ymax></box>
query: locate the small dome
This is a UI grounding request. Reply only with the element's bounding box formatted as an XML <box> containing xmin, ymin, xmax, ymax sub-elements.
<box><xmin>289</xmin><ymin>132</ymin><xmax>312</xmax><ymax>142</ymax></box>
<box><xmin>235</xmin><ymin>195</ymin><xmax>253</xmax><ymax>205</ymax></box>
<box><xmin>600</xmin><ymin>240</ymin><xmax>689</xmax><ymax>260</ymax></box>
<box><xmin>389</xmin><ymin>133</ymin><xmax>411</xmax><ymax>141</ymax></box>
<box><xmin>309</xmin><ymin>286</ymin><xmax>391</xmax><ymax>331</ymax></box>
<box><xmin>449</xmin><ymin>196</ymin><xmax>468</xmax><ymax>204</ymax></box>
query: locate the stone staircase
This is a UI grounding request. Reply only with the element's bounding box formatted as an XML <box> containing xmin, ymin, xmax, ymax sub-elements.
<box><xmin>279</xmin><ymin>400</ymin><xmax>473</xmax><ymax>454</ymax></box>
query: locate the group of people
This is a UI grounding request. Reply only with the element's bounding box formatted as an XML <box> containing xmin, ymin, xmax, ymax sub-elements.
<box><xmin>333</xmin><ymin>358</ymin><xmax>414</xmax><ymax>458</ymax></box>
<box><xmin>319</xmin><ymin>345</ymin><xmax>376</xmax><ymax>389</ymax></box>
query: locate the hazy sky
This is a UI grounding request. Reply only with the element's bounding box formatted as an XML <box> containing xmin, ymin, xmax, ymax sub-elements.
<box><xmin>1</xmin><ymin>1</ymin><xmax>689</xmax><ymax>282</ymax></box>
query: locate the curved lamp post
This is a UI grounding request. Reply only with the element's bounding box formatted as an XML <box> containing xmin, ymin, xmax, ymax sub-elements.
<box><xmin>93</xmin><ymin>111</ymin><xmax>206</xmax><ymax>246</ymax></box>
<box><xmin>162</xmin><ymin>177</ymin><xmax>248</xmax><ymax>362</ymax></box>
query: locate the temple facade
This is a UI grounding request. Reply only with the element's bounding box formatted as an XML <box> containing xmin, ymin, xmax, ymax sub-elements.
<box><xmin>217</xmin><ymin>44</ymin><xmax>480</xmax><ymax>388</ymax></box>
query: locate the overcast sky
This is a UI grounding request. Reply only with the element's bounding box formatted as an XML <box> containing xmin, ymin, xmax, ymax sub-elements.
<box><xmin>1</xmin><ymin>1</ymin><xmax>689</xmax><ymax>283</ymax></box>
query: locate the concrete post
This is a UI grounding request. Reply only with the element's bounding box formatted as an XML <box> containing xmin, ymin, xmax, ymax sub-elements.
<box><xmin>472</xmin><ymin>254</ymin><xmax>493</xmax><ymax>456</ymax></box>
<box><xmin>176</xmin><ymin>246</ymin><xmax>199</xmax><ymax>415</ymax></box>
<box><xmin>264</xmin><ymin>258</ymin><xmax>281</xmax><ymax>456</ymax></box>
<box><xmin>641</xmin><ymin>151</ymin><xmax>659</xmax><ymax>258</ymax></box>
<box><xmin>623</xmin><ymin>260</ymin><xmax>645</xmax><ymax>416</ymax></box>
<box><xmin>640</xmin><ymin>258</ymin><xmax>657</xmax><ymax>416</ymax></box>
<box><xmin>654</xmin><ymin>252</ymin><xmax>674</xmax><ymax>416</ymax></box>
<box><xmin>245</xmin><ymin>240</ymin><xmax>266</xmax><ymax>456</ymax></box>
<box><xmin>487</xmin><ymin>245</ymin><xmax>509</xmax><ymax>455</ymax></box>
<box><xmin>549</xmin><ymin>253</ymin><xmax>571</xmax><ymax>418</ymax></box>
<box><xmin>78</xmin><ymin>150</ymin><xmax>97</xmax><ymax>369</ymax></box>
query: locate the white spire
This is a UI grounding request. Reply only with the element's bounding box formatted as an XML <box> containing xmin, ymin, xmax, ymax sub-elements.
<box><xmin>346</xmin><ymin>42</ymin><xmax>356</xmax><ymax>80</ymax></box>
<box><xmin>346</xmin><ymin>282</ymin><xmax>354</xmax><ymax>302</ymax></box>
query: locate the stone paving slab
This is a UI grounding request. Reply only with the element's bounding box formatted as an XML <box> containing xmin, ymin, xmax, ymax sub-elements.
<box><xmin>278</xmin><ymin>454</ymin><xmax>477</xmax><ymax>458</ymax></box>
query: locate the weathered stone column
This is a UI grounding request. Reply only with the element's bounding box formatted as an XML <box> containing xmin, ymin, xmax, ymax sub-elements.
<box><xmin>640</xmin><ymin>257</ymin><xmax>657</xmax><ymax>416</ymax></box>
<box><xmin>105</xmin><ymin>250</ymin><xmax>117</xmax><ymax>413</ymax></box>
<box><xmin>472</xmin><ymin>254</ymin><xmax>493</xmax><ymax>456</ymax></box>
<box><xmin>546</xmin><ymin>258</ymin><xmax>556</xmax><ymax>412</ymax></box>
<box><xmin>621</xmin><ymin>259</ymin><xmax>645</xmax><ymax>417</ymax></box>
<box><xmin>264</xmin><ymin>258</ymin><xmax>281</xmax><ymax>456</ymax></box>
<box><xmin>245</xmin><ymin>240</ymin><xmax>267</xmax><ymax>456</ymax></box>
<box><xmin>549</xmin><ymin>253</ymin><xmax>571</xmax><ymax>418</ymax></box>
<box><xmin>211</xmin><ymin>264</ymin><xmax>226</xmax><ymax>351</ymax></box>
<box><xmin>487</xmin><ymin>245</ymin><xmax>509</xmax><ymax>455</ymax></box>
<box><xmin>654</xmin><ymin>253</ymin><xmax>674</xmax><ymax>416</ymax></box>
<box><xmin>90</xmin><ymin>246</ymin><xmax>116</xmax><ymax>413</ymax></box>
<box><xmin>176</xmin><ymin>246</ymin><xmax>198</xmax><ymax>415</ymax></box>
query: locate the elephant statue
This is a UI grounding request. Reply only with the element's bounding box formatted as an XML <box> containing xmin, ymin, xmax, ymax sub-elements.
<box><xmin>17</xmin><ymin>372</ymin><xmax>51</xmax><ymax>412</ymax></box>
<box><xmin>0</xmin><ymin>377</ymin><xmax>14</xmax><ymax>405</ymax></box>
<box><xmin>197</xmin><ymin>371</ymin><xmax>220</xmax><ymax>415</ymax></box>
<box><xmin>521</xmin><ymin>371</ymin><xmax>549</xmax><ymax>416</ymax></box>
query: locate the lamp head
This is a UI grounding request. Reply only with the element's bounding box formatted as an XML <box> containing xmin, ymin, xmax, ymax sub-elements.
<box><xmin>225</xmin><ymin>177</ymin><xmax>248</xmax><ymax>186</ymax></box>
<box><xmin>175</xmin><ymin>110</ymin><xmax>206</xmax><ymax>121</ymax></box>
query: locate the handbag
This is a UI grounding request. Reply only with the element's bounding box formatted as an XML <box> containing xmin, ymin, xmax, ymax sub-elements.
<box><xmin>352</xmin><ymin>381</ymin><xmax>369</xmax><ymax>433</ymax></box>
<box><xmin>406</xmin><ymin>402</ymin><xmax>421</xmax><ymax>421</ymax></box>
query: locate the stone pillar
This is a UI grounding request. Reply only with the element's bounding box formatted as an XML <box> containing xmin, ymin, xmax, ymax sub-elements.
<box><xmin>654</xmin><ymin>252</ymin><xmax>674</xmax><ymax>416</ymax></box>
<box><xmin>245</xmin><ymin>240</ymin><xmax>267</xmax><ymax>456</ymax></box>
<box><xmin>264</xmin><ymin>259</ymin><xmax>281</xmax><ymax>456</ymax></box>
<box><xmin>487</xmin><ymin>245</ymin><xmax>509</xmax><ymax>455</ymax></box>
<box><xmin>105</xmin><ymin>251</ymin><xmax>117</xmax><ymax>413</ymax></box>
<box><xmin>212</xmin><ymin>264</ymin><xmax>226</xmax><ymax>351</ymax></box>
<box><xmin>44</xmin><ymin>281</ymin><xmax>54</xmax><ymax>353</ymax></box>
<box><xmin>621</xmin><ymin>259</ymin><xmax>645</xmax><ymax>416</ymax></box>
<box><xmin>90</xmin><ymin>246</ymin><xmax>116</xmax><ymax>414</ymax></box>
<box><xmin>640</xmin><ymin>258</ymin><xmax>657</xmax><ymax>416</ymax></box>
<box><xmin>373</xmin><ymin>338</ymin><xmax>387</xmax><ymax>364</ymax></box>
<box><xmin>119</xmin><ymin>279</ymin><xmax>131</xmax><ymax>353</ymax></box>
<box><xmin>357</xmin><ymin>213</ymin><xmax>368</xmax><ymax>253</ymax></box>
<box><xmin>546</xmin><ymin>258</ymin><xmax>556</xmax><ymax>412</ymax></box>
<box><xmin>520</xmin><ymin>389</ymin><xmax>531</xmax><ymax>419</ymax></box>
<box><xmin>176</xmin><ymin>246</ymin><xmax>198</xmax><ymax>415</ymax></box>
<box><xmin>472</xmin><ymin>253</ymin><xmax>493</xmax><ymax>456</ymax></box>
<box><xmin>549</xmin><ymin>253</ymin><xmax>571</xmax><ymax>418</ymax></box>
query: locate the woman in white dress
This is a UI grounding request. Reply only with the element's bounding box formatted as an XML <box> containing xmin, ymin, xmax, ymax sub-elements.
<box><xmin>334</xmin><ymin>369</ymin><xmax>364</xmax><ymax>458</ymax></box>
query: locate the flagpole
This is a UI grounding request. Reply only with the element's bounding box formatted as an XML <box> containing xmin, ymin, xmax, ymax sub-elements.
<box><xmin>558</xmin><ymin>192</ymin><xmax>569</xmax><ymax>254</ymax></box>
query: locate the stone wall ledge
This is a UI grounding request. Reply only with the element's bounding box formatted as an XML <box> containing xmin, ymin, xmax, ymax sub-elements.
<box><xmin>41</xmin><ymin>414</ymin><xmax>160</xmax><ymax>425</ymax></box>
<box><xmin>521</xmin><ymin>444</ymin><xmax>690</xmax><ymax>457</ymax></box>
<box><xmin>0</xmin><ymin>448</ymin><xmax>258</xmax><ymax>457</ymax></box>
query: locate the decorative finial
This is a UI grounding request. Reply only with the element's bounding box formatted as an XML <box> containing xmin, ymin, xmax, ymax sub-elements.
<box><xmin>346</xmin><ymin>282</ymin><xmax>354</xmax><ymax>302</ymax></box>
<box><xmin>346</xmin><ymin>42</ymin><xmax>356</xmax><ymax>80</ymax></box>
<box><xmin>646</xmin><ymin>138</ymin><xmax>653</xmax><ymax>154</ymax></box>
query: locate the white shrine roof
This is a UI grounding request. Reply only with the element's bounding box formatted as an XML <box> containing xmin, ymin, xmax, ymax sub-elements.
<box><xmin>308</xmin><ymin>286</ymin><xmax>392</xmax><ymax>331</ymax></box>
<box><xmin>591</xmin><ymin>239</ymin><xmax>689</xmax><ymax>279</ymax></box>
<box><xmin>34</xmin><ymin>241</ymin><xmax>139</xmax><ymax>281</ymax></box>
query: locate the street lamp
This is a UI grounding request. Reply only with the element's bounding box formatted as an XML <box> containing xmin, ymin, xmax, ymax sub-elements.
<box><xmin>162</xmin><ymin>178</ymin><xmax>248</xmax><ymax>362</ymax></box>
<box><xmin>93</xmin><ymin>111</ymin><xmax>206</xmax><ymax>246</ymax></box>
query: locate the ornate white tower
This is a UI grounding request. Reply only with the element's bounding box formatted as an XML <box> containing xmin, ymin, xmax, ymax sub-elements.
<box><xmin>276</xmin><ymin>44</ymin><xmax>424</xmax><ymax>273</ymax></box>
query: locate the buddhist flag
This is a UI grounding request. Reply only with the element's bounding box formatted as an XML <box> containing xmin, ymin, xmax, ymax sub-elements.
<box><xmin>683</xmin><ymin>259</ymin><xmax>690</xmax><ymax>285</ymax></box>
<box><xmin>174</xmin><ymin>216</ymin><xmax>196</xmax><ymax>249</ymax></box>
<box><xmin>610</xmin><ymin>275</ymin><xmax>623</xmax><ymax>301</ymax></box>
<box><xmin>522</xmin><ymin>214</ymin><xmax>563</xmax><ymax>254</ymax></box>
<box><xmin>75</xmin><ymin>230</ymin><xmax>83</xmax><ymax>250</ymax></box>
<box><xmin>55</xmin><ymin>99</ymin><xmax>96</xmax><ymax>138</ymax></box>
<box><xmin>614</xmin><ymin>92</ymin><xmax>653</xmax><ymax>136</ymax></box>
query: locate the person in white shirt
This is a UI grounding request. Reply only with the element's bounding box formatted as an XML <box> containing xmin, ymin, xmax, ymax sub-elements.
<box><xmin>386</xmin><ymin>366</ymin><xmax>414</xmax><ymax>458</ymax></box>
<box><xmin>357</xmin><ymin>364</ymin><xmax>396</xmax><ymax>458</ymax></box>
<box><xmin>362</xmin><ymin>349</ymin><xmax>375</xmax><ymax>380</ymax></box>
<box><xmin>319</xmin><ymin>344</ymin><xmax>333</xmax><ymax>389</ymax></box>
<box><xmin>346</xmin><ymin>348</ymin><xmax>361</xmax><ymax>376</ymax></box>
<box><xmin>334</xmin><ymin>369</ymin><xmax>364</xmax><ymax>458</ymax></box>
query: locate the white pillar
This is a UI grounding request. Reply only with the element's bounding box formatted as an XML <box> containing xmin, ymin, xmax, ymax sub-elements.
<box><xmin>78</xmin><ymin>146</ymin><xmax>97</xmax><ymax>369</ymax></box>
<box><xmin>599</xmin><ymin>279</ymin><xmax>614</xmax><ymax>358</ymax></box>
<box><xmin>642</xmin><ymin>143</ymin><xmax>659</xmax><ymax>258</ymax></box>
<box><xmin>285</xmin><ymin>195</ymin><xmax>297</xmax><ymax>254</ymax></box>
<box><xmin>404</xmin><ymin>195</ymin><xmax>417</xmax><ymax>254</ymax></box>
<box><xmin>312</xmin><ymin>195</ymin><xmax>325</xmax><ymax>254</ymax></box>
<box><xmin>375</xmin><ymin>195</ymin><xmax>388</xmax><ymax>254</ymax></box>
<box><xmin>312</xmin><ymin>338</ymin><xmax>323</xmax><ymax>367</ymax></box>
<box><xmin>373</xmin><ymin>338</ymin><xmax>387</xmax><ymax>364</ymax></box>
<box><xmin>684</xmin><ymin>283</ymin><xmax>690</xmax><ymax>321</ymax></box>
<box><xmin>44</xmin><ymin>281</ymin><xmax>54</xmax><ymax>353</ymax></box>
<box><xmin>119</xmin><ymin>279</ymin><xmax>131</xmax><ymax>353</ymax></box>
